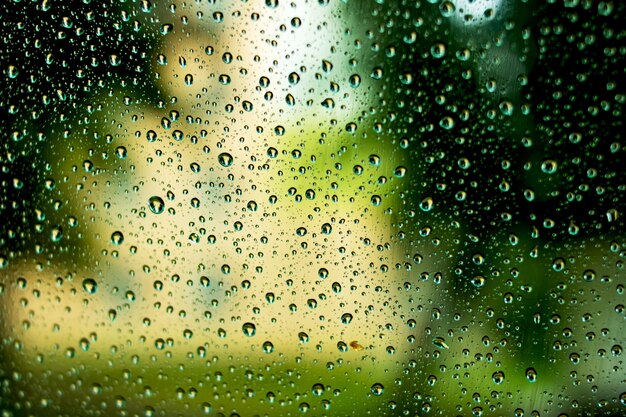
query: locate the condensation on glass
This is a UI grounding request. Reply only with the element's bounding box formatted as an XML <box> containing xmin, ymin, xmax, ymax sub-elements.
<box><xmin>0</xmin><ymin>0</ymin><xmax>624</xmax><ymax>416</ymax></box>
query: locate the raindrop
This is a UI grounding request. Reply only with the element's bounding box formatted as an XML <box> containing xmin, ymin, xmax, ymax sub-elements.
<box><xmin>242</xmin><ymin>322</ymin><xmax>256</xmax><ymax>337</ymax></box>
<box><xmin>148</xmin><ymin>196</ymin><xmax>165</xmax><ymax>214</ymax></box>
<box><xmin>218</xmin><ymin>153</ymin><xmax>234</xmax><ymax>167</ymax></box>
<box><xmin>82</xmin><ymin>278</ymin><xmax>98</xmax><ymax>294</ymax></box>
<box><xmin>431</xmin><ymin>43</ymin><xmax>446</xmax><ymax>58</ymax></box>
<box><xmin>432</xmin><ymin>337</ymin><xmax>449</xmax><ymax>349</ymax></box>
<box><xmin>348</xmin><ymin>74</ymin><xmax>361</xmax><ymax>88</ymax></box>
<box><xmin>262</xmin><ymin>341</ymin><xmax>274</xmax><ymax>353</ymax></box>
<box><xmin>312</xmin><ymin>383</ymin><xmax>324</xmax><ymax>396</ymax></box>
<box><xmin>111</xmin><ymin>231</ymin><xmax>124</xmax><ymax>245</ymax></box>
<box><xmin>492</xmin><ymin>371</ymin><xmax>505</xmax><ymax>385</ymax></box>
<box><xmin>371</xmin><ymin>383</ymin><xmax>384</xmax><ymax>396</ymax></box>
<box><xmin>541</xmin><ymin>160</ymin><xmax>558</xmax><ymax>174</ymax></box>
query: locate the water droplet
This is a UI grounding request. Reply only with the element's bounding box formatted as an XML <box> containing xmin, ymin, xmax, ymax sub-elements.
<box><xmin>148</xmin><ymin>196</ymin><xmax>165</xmax><ymax>214</ymax></box>
<box><xmin>160</xmin><ymin>24</ymin><xmax>173</xmax><ymax>35</ymax></box>
<box><xmin>140</xmin><ymin>0</ymin><xmax>153</xmax><ymax>13</ymax></box>
<box><xmin>606</xmin><ymin>208</ymin><xmax>619</xmax><ymax>222</ymax></box>
<box><xmin>267</xmin><ymin>147</ymin><xmax>278</xmax><ymax>158</ymax></box>
<box><xmin>431</xmin><ymin>43</ymin><xmax>446</xmax><ymax>58</ymax></box>
<box><xmin>349</xmin><ymin>74</ymin><xmax>361</xmax><ymax>88</ymax></box>
<box><xmin>318</xmin><ymin>268</ymin><xmax>329</xmax><ymax>279</ymax></box>
<box><xmin>242</xmin><ymin>322</ymin><xmax>256</xmax><ymax>337</ymax></box>
<box><xmin>541</xmin><ymin>160</ymin><xmax>558</xmax><ymax>174</ymax></box>
<box><xmin>7</xmin><ymin>65</ymin><xmax>19</xmax><ymax>79</ymax></box>
<box><xmin>82</xmin><ymin>278</ymin><xmax>98</xmax><ymax>294</ymax></box>
<box><xmin>370</xmin><ymin>67</ymin><xmax>383</xmax><ymax>80</ymax></box>
<box><xmin>218</xmin><ymin>153</ymin><xmax>234</xmax><ymax>167</ymax></box>
<box><xmin>440</xmin><ymin>116</ymin><xmax>455</xmax><ymax>130</ymax></box>
<box><xmin>393</xmin><ymin>166</ymin><xmax>407</xmax><ymax>178</ymax></box>
<box><xmin>420</xmin><ymin>197</ymin><xmax>434</xmax><ymax>212</ymax></box>
<box><xmin>288</xmin><ymin>72</ymin><xmax>300</xmax><ymax>85</ymax></box>
<box><xmin>492</xmin><ymin>371</ymin><xmax>505</xmax><ymax>384</ymax></box>
<box><xmin>51</xmin><ymin>226</ymin><xmax>63</xmax><ymax>242</ymax></box>
<box><xmin>371</xmin><ymin>383</ymin><xmax>384</xmax><ymax>396</ymax></box>
<box><xmin>146</xmin><ymin>130</ymin><xmax>157</xmax><ymax>142</ymax></box>
<box><xmin>499</xmin><ymin>100</ymin><xmax>514</xmax><ymax>116</ymax></box>
<box><xmin>439</xmin><ymin>0</ymin><xmax>456</xmax><ymax>17</ymax></box>
<box><xmin>155</xmin><ymin>338</ymin><xmax>165</xmax><ymax>350</ymax></box>
<box><xmin>298</xmin><ymin>332</ymin><xmax>309</xmax><ymax>343</ymax></box>
<box><xmin>111</xmin><ymin>231</ymin><xmax>124</xmax><ymax>245</ymax></box>
<box><xmin>312</xmin><ymin>383</ymin><xmax>325</xmax><ymax>396</ymax></box>
<box><xmin>262</xmin><ymin>341</ymin><xmax>274</xmax><ymax>353</ymax></box>
<box><xmin>115</xmin><ymin>146</ymin><xmax>128</xmax><ymax>159</ymax></box>
<box><xmin>432</xmin><ymin>337</ymin><xmax>449</xmax><ymax>349</ymax></box>
<box><xmin>472</xmin><ymin>275</ymin><xmax>486</xmax><ymax>287</ymax></box>
<box><xmin>172</xmin><ymin>130</ymin><xmax>184</xmax><ymax>141</ymax></box>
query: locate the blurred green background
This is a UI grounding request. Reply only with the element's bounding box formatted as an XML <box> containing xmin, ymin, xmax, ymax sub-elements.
<box><xmin>0</xmin><ymin>0</ymin><xmax>624</xmax><ymax>416</ymax></box>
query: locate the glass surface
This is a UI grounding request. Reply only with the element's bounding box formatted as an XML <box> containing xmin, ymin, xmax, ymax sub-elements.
<box><xmin>1</xmin><ymin>0</ymin><xmax>624</xmax><ymax>416</ymax></box>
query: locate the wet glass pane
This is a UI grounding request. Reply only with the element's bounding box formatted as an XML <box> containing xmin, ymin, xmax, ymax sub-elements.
<box><xmin>1</xmin><ymin>0</ymin><xmax>624</xmax><ymax>416</ymax></box>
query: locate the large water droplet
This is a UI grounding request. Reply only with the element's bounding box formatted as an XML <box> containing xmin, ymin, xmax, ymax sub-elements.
<box><xmin>148</xmin><ymin>196</ymin><xmax>165</xmax><ymax>214</ymax></box>
<box><xmin>82</xmin><ymin>278</ymin><xmax>98</xmax><ymax>294</ymax></box>
<box><xmin>242</xmin><ymin>322</ymin><xmax>256</xmax><ymax>337</ymax></box>
<box><xmin>218</xmin><ymin>153</ymin><xmax>234</xmax><ymax>167</ymax></box>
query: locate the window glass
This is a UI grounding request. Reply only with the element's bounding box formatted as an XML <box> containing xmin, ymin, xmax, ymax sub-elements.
<box><xmin>1</xmin><ymin>0</ymin><xmax>624</xmax><ymax>416</ymax></box>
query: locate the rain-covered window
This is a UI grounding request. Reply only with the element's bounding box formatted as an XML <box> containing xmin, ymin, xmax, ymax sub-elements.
<box><xmin>1</xmin><ymin>0</ymin><xmax>624</xmax><ymax>416</ymax></box>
